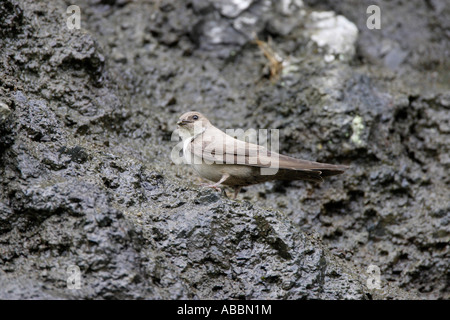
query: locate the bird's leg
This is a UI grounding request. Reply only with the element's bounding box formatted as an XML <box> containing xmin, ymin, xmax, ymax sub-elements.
<box><xmin>221</xmin><ymin>188</ymin><xmax>229</xmax><ymax>199</ymax></box>
<box><xmin>201</xmin><ymin>173</ymin><xmax>230</xmax><ymax>192</ymax></box>
<box><xmin>232</xmin><ymin>186</ymin><xmax>242</xmax><ymax>200</ymax></box>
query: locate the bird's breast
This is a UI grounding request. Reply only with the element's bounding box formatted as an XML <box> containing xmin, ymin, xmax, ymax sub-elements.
<box><xmin>192</xmin><ymin>160</ymin><xmax>255</xmax><ymax>185</ymax></box>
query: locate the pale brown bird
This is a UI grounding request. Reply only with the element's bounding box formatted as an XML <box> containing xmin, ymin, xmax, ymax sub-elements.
<box><xmin>176</xmin><ymin>111</ymin><xmax>348</xmax><ymax>199</ymax></box>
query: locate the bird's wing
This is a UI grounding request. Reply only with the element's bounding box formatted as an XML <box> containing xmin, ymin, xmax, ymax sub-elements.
<box><xmin>189</xmin><ymin>126</ymin><xmax>274</xmax><ymax>166</ymax></box>
<box><xmin>189</xmin><ymin>126</ymin><xmax>348</xmax><ymax>175</ymax></box>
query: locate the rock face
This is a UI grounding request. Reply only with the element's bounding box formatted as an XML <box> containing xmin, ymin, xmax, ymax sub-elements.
<box><xmin>0</xmin><ymin>0</ymin><xmax>448</xmax><ymax>299</ymax></box>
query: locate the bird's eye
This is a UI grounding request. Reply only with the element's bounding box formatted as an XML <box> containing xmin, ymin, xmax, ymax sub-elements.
<box><xmin>192</xmin><ymin>115</ymin><xmax>199</xmax><ymax>120</ymax></box>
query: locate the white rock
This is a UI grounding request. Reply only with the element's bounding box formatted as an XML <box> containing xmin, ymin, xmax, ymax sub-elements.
<box><xmin>308</xmin><ymin>11</ymin><xmax>359</xmax><ymax>61</ymax></box>
<box><xmin>215</xmin><ymin>0</ymin><xmax>254</xmax><ymax>18</ymax></box>
<box><xmin>0</xmin><ymin>101</ymin><xmax>11</xmax><ymax>123</ymax></box>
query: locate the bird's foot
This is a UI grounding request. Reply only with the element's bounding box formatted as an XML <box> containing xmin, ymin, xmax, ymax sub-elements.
<box><xmin>200</xmin><ymin>183</ymin><xmax>222</xmax><ymax>192</ymax></box>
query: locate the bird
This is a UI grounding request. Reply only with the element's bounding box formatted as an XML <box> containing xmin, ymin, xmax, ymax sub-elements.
<box><xmin>176</xmin><ymin>111</ymin><xmax>349</xmax><ymax>199</ymax></box>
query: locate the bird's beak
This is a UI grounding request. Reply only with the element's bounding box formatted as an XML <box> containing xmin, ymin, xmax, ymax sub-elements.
<box><xmin>177</xmin><ymin>119</ymin><xmax>193</xmax><ymax>126</ymax></box>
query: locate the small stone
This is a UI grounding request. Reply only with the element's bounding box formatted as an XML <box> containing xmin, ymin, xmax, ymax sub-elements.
<box><xmin>0</xmin><ymin>101</ymin><xmax>11</xmax><ymax>123</ymax></box>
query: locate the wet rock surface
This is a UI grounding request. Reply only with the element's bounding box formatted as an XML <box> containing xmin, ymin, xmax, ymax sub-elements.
<box><xmin>0</xmin><ymin>0</ymin><xmax>448</xmax><ymax>299</ymax></box>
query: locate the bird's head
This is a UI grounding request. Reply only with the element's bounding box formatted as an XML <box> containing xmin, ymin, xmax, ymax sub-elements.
<box><xmin>177</xmin><ymin>111</ymin><xmax>210</xmax><ymax>137</ymax></box>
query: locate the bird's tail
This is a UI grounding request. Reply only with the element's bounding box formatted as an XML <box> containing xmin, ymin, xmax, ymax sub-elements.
<box><xmin>273</xmin><ymin>160</ymin><xmax>349</xmax><ymax>182</ymax></box>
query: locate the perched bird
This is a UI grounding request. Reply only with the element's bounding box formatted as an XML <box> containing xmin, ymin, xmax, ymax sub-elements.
<box><xmin>176</xmin><ymin>111</ymin><xmax>348</xmax><ymax>199</ymax></box>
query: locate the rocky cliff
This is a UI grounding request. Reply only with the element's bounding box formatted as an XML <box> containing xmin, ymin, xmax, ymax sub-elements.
<box><xmin>0</xmin><ymin>0</ymin><xmax>448</xmax><ymax>299</ymax></box>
